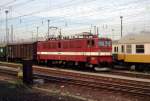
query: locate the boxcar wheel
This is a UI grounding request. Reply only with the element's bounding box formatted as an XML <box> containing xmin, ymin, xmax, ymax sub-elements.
<box><xmin>135</xmin><ymin>64</ymin><xmax>144</xmax><ymax>72</ymax></box>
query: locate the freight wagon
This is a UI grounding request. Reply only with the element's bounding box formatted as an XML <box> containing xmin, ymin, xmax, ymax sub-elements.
<box><xmin>7</xmin><ymin>42</ymin><xmax>37</xmax><ymax>62</ymax></box>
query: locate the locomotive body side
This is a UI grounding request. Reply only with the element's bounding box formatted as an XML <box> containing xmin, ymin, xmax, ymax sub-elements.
<box><xmin>37</xmin><ymin>36</ymin><xmax>112</xmax><ymax>68</ymax></box>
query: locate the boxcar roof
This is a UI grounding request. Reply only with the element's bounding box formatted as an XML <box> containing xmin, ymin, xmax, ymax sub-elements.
<box><xmin>118</xmin><ymin>33</ymin><xmax>150</xmax><ymax>44</ymax></box>
<box><xmin>7</xmin><ymin>42</ymin><xmax>36</xmax><ymax>45</ymax></box>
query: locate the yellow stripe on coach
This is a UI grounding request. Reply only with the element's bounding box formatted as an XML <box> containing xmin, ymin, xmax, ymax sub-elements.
<box><xmin>124</xmin><ymin>54</ymin><xmax>150</xmax><ymax>63</ymax></box>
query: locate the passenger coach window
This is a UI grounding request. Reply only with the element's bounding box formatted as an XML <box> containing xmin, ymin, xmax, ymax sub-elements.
<box><xmin>114</xmin><ymin>47</ymin><xmax>116</xmax><ymax>52</ymax></box>
<box><xmin>114</xmin><ymin>47</ymin><xmax>118</xmax><ymax>52</ymax></box>
<box><xmin>136</xmin><ymin>45</ymin><xmax>144</xmax><ymax>53</ymax></box>
<box><xmin>126</xmin><ymin>45</ymin><xmax>132</xmax><ymax>53</ymax></box>
<box><xmin>121</xmin><ymin>45</ymin><xmax>124</xmax><ymax>53</ymax></box>
<box><xmin>116</xmin><ymin>47</ymin><xmax>118</xmax><ymax>52</ymax></box>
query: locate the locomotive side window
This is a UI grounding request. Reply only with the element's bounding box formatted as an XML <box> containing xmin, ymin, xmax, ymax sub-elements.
<box><xmin>121</xmin><ymin>45</ymin><xmax>124</xmax><ymax>53</ymax></box>
<box><xmin>126</xmin><ymin>45</ymin><xmax>132</xmax><ymax>53</ymax></box>
<box><xmin>91</xmin><ymin>40</ymin><xmax>95</xmax><ymax>46</ymax></box>
<box><xmin>58</xmin><ymin>42</ymin><xmax>61</xmax><ymax>48</ymax></box>
<box><xmin>136</xmin><ymin>45</ymin><xmax>144</xmax><ymax>53</ymax></box>
<box><xmin>87</xmin><ymin>40</ymin><xmax>95</xmax><ymax>47</ymax></box>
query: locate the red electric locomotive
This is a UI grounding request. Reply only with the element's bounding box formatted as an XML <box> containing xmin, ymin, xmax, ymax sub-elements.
<box><xmin>37</xmin><ymin>32</ymin><xmax>112</xmax><ymax>70</ymax></box>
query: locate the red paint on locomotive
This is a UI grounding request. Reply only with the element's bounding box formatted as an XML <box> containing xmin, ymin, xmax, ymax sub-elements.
<box><xmin>37</xmin><ymin>33</ymin><xmax>112</xmax><ymax>67</ymax></box>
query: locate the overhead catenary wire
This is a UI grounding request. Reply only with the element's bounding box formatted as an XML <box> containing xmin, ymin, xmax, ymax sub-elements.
<box><xmin>0</xmin><ymin>0</ymin><xmax>149</xmax><ymax>40</ymax></box>
<box><xmin>0</xmin><ymin>0</ymin><xmax>94</xmax><ymax>21</ymax></box>
<box><xmin>1</xmin><ymin>0</ymin><xmax>148</xmax><ymax>23</ymax></box>
<box><xmin>0</xmin><ymin>0</ymin><xmax>148</xmax><ymax>27</ymax></box>
<box><xmin>0</xmin><ymin>0</ymin><xmax>17</xmax><ymax>8</ymax></box>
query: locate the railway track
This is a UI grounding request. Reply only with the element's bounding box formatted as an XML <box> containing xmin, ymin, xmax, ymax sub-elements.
<box><xmin>0</xmin><ymin>63</ymin><xmax>150</xmax><ymax>96</ymax></box>
<box><xmin>38</xmin><ymin>64</ymin><xmax>150</xmax><ymax>80</ymax></box>
<box><xmin>34</xmin><ymin>66</ymin><xmax>150</xmax><ymax>96</ymax></box>
<box><xmin>1</xmin><ymin>61</ymin><xmax>150</xmax><ymax>79</ymax></box>
<box><xmin>0</xmin><ymin>66</ymin><xmax>17</xmax><ymax>76</ymax></box>
<box><xmin>37</xmin><ymin>65</ymin><xmax>150</xmax><ymax>80</ymax></box>
<box><xmin>110</xmin><ymin>69</ymin><xmax>150</xmax><ymax>79</ymax></box>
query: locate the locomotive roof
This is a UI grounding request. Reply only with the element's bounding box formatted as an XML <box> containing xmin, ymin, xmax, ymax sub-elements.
<box><xmin>118</xmin><ymin>32</ymin><xmax>150</xmax><ymax>44</ymax></box>
<box><xmin>42</xmin><ymin>37</ymin><xmax>111</xmax><ymax>42</ymax></box>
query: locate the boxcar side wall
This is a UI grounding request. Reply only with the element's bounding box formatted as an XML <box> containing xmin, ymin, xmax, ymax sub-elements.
<box><xmin>7</xmin><ymin>42</ymin><xmax>36</xmax><ymax>61</ymax></box>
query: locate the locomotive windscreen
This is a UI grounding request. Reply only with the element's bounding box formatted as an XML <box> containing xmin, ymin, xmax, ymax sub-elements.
<box><xmin>98</xmin><ymin>40</ymin><xmax>111</xmax><ymax>47</ymax></box>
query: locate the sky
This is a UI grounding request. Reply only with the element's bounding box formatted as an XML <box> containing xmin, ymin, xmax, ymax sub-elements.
<box><xmin>0</xmin><ymin>0</ymin><xmax>150</xmax><ymax>42</ymax></box>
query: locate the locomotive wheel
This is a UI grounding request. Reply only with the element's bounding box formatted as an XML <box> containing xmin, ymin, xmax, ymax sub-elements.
<box><xmin>47</xmin><ymin>60</ymin><xmax>53</xmax><ymax>66</ymax></box>
<box><xmin>78</xmin><ymin>62</ymin><xmax>85</xmax><ymax>70</ymax></box>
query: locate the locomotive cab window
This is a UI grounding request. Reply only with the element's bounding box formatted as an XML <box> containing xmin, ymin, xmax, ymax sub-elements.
<box><xmin>98</xmin><ymin>41</ymin><xmax>104</xmax><ymax>46</ymax></box>
<box><xmin>136</xmin><ymin>45</ymin><xmax>144</xmax><ymax>53</ymax></box>
<box><xmin>105</xmin><ymin>40</ymin><xmax>111</xmax><ymax>46</ymax></box>
<box><xmin>99</xmin><ymin>40</ymin><xmax>111</xmax><ymax>47</ymax></box>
